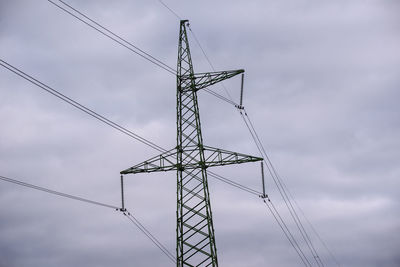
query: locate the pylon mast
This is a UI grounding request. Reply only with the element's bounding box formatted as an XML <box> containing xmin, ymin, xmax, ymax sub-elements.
<box><xmin>121</xmin><ymin>20</ymin><xmax>262</xmax><ymax>266</ymax></box>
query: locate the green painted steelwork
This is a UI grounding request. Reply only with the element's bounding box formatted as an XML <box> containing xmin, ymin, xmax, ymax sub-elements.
<box><xmin>121</xmin><ymin>146</ymin><xmax>262</xmax><ymax>175</ymax></box>
<box><xmin>121</xmin><ymin>20</ymin><xmax>262</xmax><ymax>267</ymax></box>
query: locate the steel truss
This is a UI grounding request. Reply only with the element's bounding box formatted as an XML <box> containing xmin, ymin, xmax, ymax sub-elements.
<box><xmin>121</xmin><ymin>20</ymin><xmax>262</xmax><ymax>267</ymax></box>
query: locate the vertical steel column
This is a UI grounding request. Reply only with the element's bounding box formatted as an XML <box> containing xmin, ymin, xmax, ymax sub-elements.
<box><xmin>176</xmin><ymin>20</ymin><xmax>218</xmax><ymax>267</ymax></box>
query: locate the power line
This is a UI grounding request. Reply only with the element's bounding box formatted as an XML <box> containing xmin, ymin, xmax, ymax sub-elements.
<box><xmin>0</xmin><ymin>59</ymin><xmax>166</xmax><ymax>153</ymax></box>
<box><xmin>157</xmin><ymin>0</ymin><xmax>181</xmax><ymax>20</ymax></box>
<box><xmin>123</xmin><ymin>210</ymin><xmax>176</xmax><ymax>264</ymax></box>
<box><xmin>48</xmin><ymin>0</ymin><xmax>176</xmax><ymax>75</ymax></box>
<box><xmin>263</xmin><ymin>198</ymin><xmax>312</xmax><ymax>267</ymax></box>
<box><xmin>291</xmin><ymin>194</ymin><xmax>341</xmax><ymax>267</ymax></box>
<box><xmin>202</xmin><ymin>87</ymin><xmax>238</xmax><ymax>106</ymax></box>
<box><xmin>0</xmin><ymin>173</ymin><xmax>176</xmax><ymax>264</ymax></box>
<box><xmin>156</xmin><ymin>0</ymin><xmax>231</xmax><ymax>103</ymax></box>
<box><xmin>2</xmin><ymin>32</ymin><xmax>325</xmax><ymax>267</ymax></box>
<box><xmin>177</xmin><ymin>21</ymin><xmax>318</xmax><ymax>260</ymax></box>
<box><xmin>7</xmin><ymin>2</ymin><xmax>334</xmax><ymax>262</ymax></box>
<box><xmin>155</xmin><ymin>0</ymin><xmax>240</xmax><ymax>106</ymax></box>
<box><xmin>2</xmin><ymin>58</ymin><xmax>318</xmax><ymax>266</ymax></box>
<box><xmin>2</xmin><ymin>39</ymin><xmax>317</xmax><ymax>267</ymax></box>
<box><xmin>177</xmin><ymin>15</ymin><xmax>327</xmax><ymax>264</ymax></box>
<box><xmin>1</xmin><ymin>59</ymin><xmax>262</xmax><ymax>200</ymax></box>
<box><xmin>240</xmin><ymin>109</ymin><xmax>318</xmax><ymax>264</ymax></box>
<box><xmin>187</xmin><ymin>25</ymin><xmax>236</xmax><ymax>103</ymax></box>
<box><xmin>263</xmin><ymin>198</ymin><xmax>311</xmax><ymax>267</ymax></box>
<box><xmin>48</xmin><ymin>0</ymin><xmax>237</xmax><ymax>108</ymax></box>
<box><xmin>0</xmin><ymin>174</ymin><xmax>119</xmax><ymax>210</ymax></box>
<box><xmin>174</xmin><ymin>17</ymin><xmax>320</xmax><ymax>265</ymax></box>
<box><xmin>1</xmin><ymin>64</ymin><xmax>320</xmax><ymax>267</ymax></box>
<box><xmin>240</xmin><ymin>108</ymin><xmax>328</xmax><ymax>266</ymax></box>
<box><xmin>164</xmin><ymin>5</ymin><xmax>332</xmax><ymax>262</ymax></box>
<box><xmin>208</xmin><ymin>171</ymin><xmax>262</xmax><ymax>196</ymax></box>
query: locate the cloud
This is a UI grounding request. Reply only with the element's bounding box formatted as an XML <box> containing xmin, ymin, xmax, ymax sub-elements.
<box><xmin>0</xmin><ymin>0</ymin><xmax>399</xmax><ymax>266</ymax></box>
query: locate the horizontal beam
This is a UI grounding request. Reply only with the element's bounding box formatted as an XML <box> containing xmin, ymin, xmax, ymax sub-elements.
<box><xmin>120</xmin><ymin>145</ymin><xmax>262</xmax><ymax>174</ymax></box>
<box><xmin>180</xmin><ymin>69</ymin><xmax>244</xmax><ymax>92</ymax></box>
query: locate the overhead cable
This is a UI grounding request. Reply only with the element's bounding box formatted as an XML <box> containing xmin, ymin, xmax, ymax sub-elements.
<box><xmin>1</xmin><ymin>60</ymin><xmax>261</xmax><ymax>200</ymax></box>
<box><xmin>0</xmin><ymin>174</ymin><xmax>119</xmax><ymax>210</ymax></box>
<box><xmin>2</xmin><ymin>52</ymin><xmax>317</xmax><ymax>267</ymax></box>
<box><xmin>187</xmin><ymin>25</ymin><xmax>236</xmax><ymax>103</ymax></box>
<box><xmin>156</xmin><ymin>0</ymin><xmax>234</xmax><ymax>103</ymax></box>
<box><xmin>241</xmin><ymin>109</ymin><xmax>325</xmax><ymax>267</ymax></box>
<box><xmin>0</xmin><ymin>173</ymin><xmax>175</xmax><ymax>264</ymax></box>
<box><xmin>156</xmin><ymin>0</ymin><xmax>239</xmax><ymax>106</ymax></box>
<box><xmin>157</xmin><ymin>0</ymin><xmax>182</xmax><ymax>20</ymax></box>
<box><xmin>5</xmin><ymin>2</ymin><xmax>335</xmax><ymax>265</ymax></box>
<box><xmin>263</xmin><ymin>198</ymin><xmax>312</xmax><ymax>267</ymax></box>
<box><xmin>168</xmin><ymin>9</ymin><xmax>332</xmax><ymax>264</ymax></box>
<box><xmin>48</xmin><ymin>0</ymin><xmax>176</xmax><ymax>75</ymax></box>
<box><xmin>48</xmin><ymin>0</ymin><xmax>237</xmax><ymax>108</ymax></box>
<box><xmin>207</xmin><ymin>171</ymin><xmax>261</xmax><ymax>196</ymax></box>
<box><xmin>291</xmin><ymin>194</ymin><xmax>341</xmax><ymax>267</ymax></box>
<box><xmin>0</xmin><ymin>59</ymin><xmax>166</xmax><ymax>153</ymax></box>
<box><xmin>123</xmin><ymin>210</ymin><xmax>176</xmax><ymax>264</ymax></box>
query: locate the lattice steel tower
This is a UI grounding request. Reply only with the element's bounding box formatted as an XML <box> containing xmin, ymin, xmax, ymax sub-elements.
<box><xmin>121</xmin><ymin>20</ymin><xmax>262</xmax><ymax>267</ymax></box>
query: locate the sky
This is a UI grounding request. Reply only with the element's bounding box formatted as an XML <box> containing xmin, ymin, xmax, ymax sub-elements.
<box><xmin>0</xmin><ymin>0</ymin><xmax>399</xmax><ymax>266</ymax></box>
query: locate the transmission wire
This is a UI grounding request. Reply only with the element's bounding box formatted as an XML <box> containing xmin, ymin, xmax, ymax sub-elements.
<box><xmin>0</xmin><ymin>174</ymin><xmax>176</xmax><ymax>264</ymax></box>
<box><xmin>290</xmin><ymin>191</ymin><xmax>341</xmax><ymax>267</ymax></box>
<box><xmin>207</xmin><ymin>171</ymin><xmax>261</xmax><ymax>196</ymax></box>
<box><xmin>240</xmin><ymin>109</ymin><xmax>321</xmax><ymax>266</ymax></box>
<box><xmin>187</xmin><ymin>25</ymin><xmax>236</xmax><ymax>103</ymax></box>
<box><xmin>157</xmin><ymin>0</ymin><xmax>237</xmax><ymax>104</ymax></box>
<box><xmin>2</xmin><ymin>58</ymin><xmax>321</xmax><ymax>266</ymax></box>
<box><xmin>155</xmin><ymin>0</ymin><xmax>239</xmax><ymax>106</ymax></box>
<box><xmin>48</xmin><ymin>0</ymin><xmax>237</xmax><ymax>108</ymax></box>
<box><xmin>0</xmin><ymin>174</ymin><xmax>119</xmax><ymax>210</ymax></box>
<box><xmin>1</xmin><ymin>41</ymin><xmax>316</xmax><ymax>267</ymax></box>
<box><xmin>0</xmin><ymin>59</ymin><xmax>166</xmax><ymax>153</ymax></box>
<box><xmin>1</xmin><ymin>61</ymin><xmax>319</xmax><ymax>266</ymax></box>
<box><xmin>263</xmin><ymin>198</ymin><xmax>311</xmax><ymax>267</ymax></box>
<box><xmin>237</xmin><ymin>110</ymin><xmax>315</xmax><ymax>265</ymax></box>
<box><xmin>242</xmin><ymin>109</ymin><xmax>326</xmax><ymax>266</ymax></box>
<box><xmin>48</xmin><ymin>0</ymin><xmax>176</xmax><ymax>75</ymax></box>
<box><xmin>8</xmin><ymin>1</ymin><xmax>333</xmax><ymax>263</ymax></box>
<box><xmin>177</xmin><ymin>23</ymin><xmax>315</xmax><ymax>259</ymax></box>
<box><xmin>183</xmin><ymin>28</ymin><xmax>326</xmax><ymax>263</ymax></box>
<box><xmin>157</xmin><ymin>0</ymin><xmax>182</xmax><ymax>20</ymax></box>
<box><xmin>123</xmin><ymin>210</ymin><xmax>176</xmax><ymax>264</ymax></box>
<box><xmin>1</xmin><ymin>59</ymin><xmax>262</xmax><ymax>201</ymax></box>
<box><xmin>1</xmin><ymin>41</ymin><xmax>323</xmax><ymax>267</ymax></box>
<box><xmin>159</xmin><ymin>5</ymin><xmax>334</xmax><ymax>261</ymax></box>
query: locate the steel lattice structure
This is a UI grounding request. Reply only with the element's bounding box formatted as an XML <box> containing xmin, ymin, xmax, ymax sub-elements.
<box><xmin>121</xmin><ymin>20</ymin><xmax>262</xmax><ymax>267</ymax></box>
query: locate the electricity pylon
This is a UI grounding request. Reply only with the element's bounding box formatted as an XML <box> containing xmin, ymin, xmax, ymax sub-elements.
<box><xmin>121</xmin><ymin>20</ymin><xmax>263</xmax><ymax>267</ymax></box>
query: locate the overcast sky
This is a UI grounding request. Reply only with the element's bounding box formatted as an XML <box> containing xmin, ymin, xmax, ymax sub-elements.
<box><xmin>1</xmin><ymin>0</ymin><xmax>399</xmax><ymax>266</ymax></box>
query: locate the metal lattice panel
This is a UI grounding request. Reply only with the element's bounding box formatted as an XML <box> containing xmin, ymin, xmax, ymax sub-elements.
<box><xmin>121</xmin><ymin>20</ymin><xmax>262</xmax><ymax>267</ymax></box>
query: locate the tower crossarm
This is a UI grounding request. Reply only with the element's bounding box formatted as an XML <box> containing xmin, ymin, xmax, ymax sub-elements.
<box><xmin>202</xmin><ymin>145</ymin><xmax>263</xmax><ymax>167</ymax></box>
<box><xmin>120</xmin><ymin>148</ymin><xmax>177</xmax><ymax>174</ymax></box>
<box><xmin>180</xmin><ymin>69</ymin><xmax>244</xmax><ymax>92</ymax></box>
<box><xmin>120</xmin><ymin>145</ymin><xmax>262</xmax><ymax>175</ymax></box>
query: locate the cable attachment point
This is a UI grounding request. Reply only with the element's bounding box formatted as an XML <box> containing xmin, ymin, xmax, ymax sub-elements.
<box><xmin>120</xmin><ymin>174</ymin><xmax>126</xmax><ymax>212</ymax></box>
<box><xmin>239</xmin><ymin>73</ymin><xmax>245</xmax><ymax>109</ymax></box>
<box><xmin>235</xmin><ymin>104</ymin><xmax>245</xmax><ymax>110</ymax></box>
<box><xmin>234</xmin><ymin>73</ymin><xmax>246</xmax><ymax>110</ymax></box>
<box><xmin>260</xmin><ymin>162</ymin><xmax>268</xmax><ymax>199</ymax></box>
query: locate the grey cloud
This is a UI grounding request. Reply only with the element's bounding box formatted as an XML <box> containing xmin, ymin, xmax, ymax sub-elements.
<box><xmin>1</xmin><ymin>0</ymin><xmax>399</xmax><ymax>266</ymax></box>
